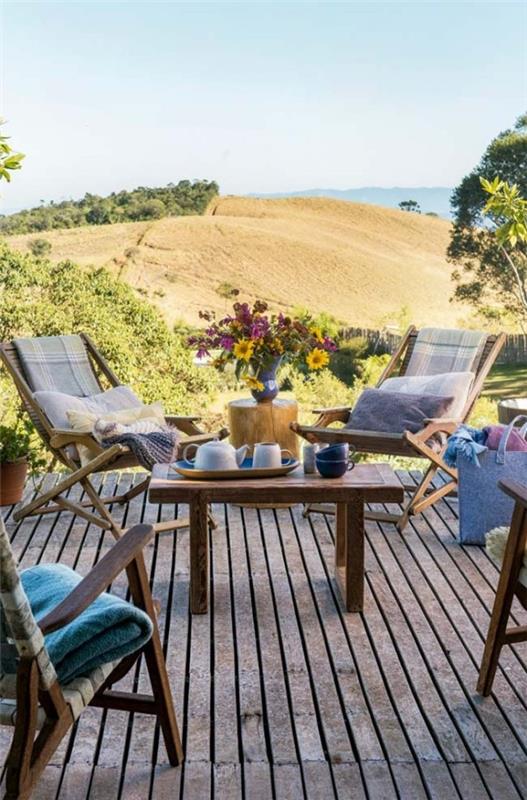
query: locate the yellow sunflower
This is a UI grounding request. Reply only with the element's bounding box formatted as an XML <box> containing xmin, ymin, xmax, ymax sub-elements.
<box><xmin>244</xmin><ymin>375</ymin><xmax>264</xmax><ymax>391</ymax></box>
<box><xmin>306</xmin><ymin>347</ymin><xmax>330</xmax><ymax>370</ymax></box>
<box><xmin>309</xmin><ymin>326</ymin><xmax>325</xmax><ymax>344</ymax></box>
<box><xmin>233</xmin><ymin>339</ymin><xmax>255</xmax><ymax>362</ymax></box>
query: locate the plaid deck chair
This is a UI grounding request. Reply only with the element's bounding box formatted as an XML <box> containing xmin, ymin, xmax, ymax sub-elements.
<box><xmin>0</xmin><ymin>334</ymin><xmax>228</xmax><ymax>538</ymax></box>
<box><xmin>292</xmin><ymin>326</ymin><xmax>505</xmax><ymax>531</ymax></box>
<box><xmin>0</xmin><ymin>517</ymin><xmax>182</xmax><ymax>800</ymax></box>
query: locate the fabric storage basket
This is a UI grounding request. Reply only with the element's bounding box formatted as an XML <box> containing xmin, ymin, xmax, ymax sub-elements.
<box><xmin>458</xmin><ymin>415</ymin><xmax>527</xmax><ymax>545</ymax></box>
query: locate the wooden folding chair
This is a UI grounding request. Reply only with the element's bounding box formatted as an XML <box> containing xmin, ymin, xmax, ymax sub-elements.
<box><xmin>477</xmin><ymin>479</ymin><xmax>527</xmax><ymax>696</ymax></box>
<box><xmin>292</xmin><ymin>326</ymin><xmax>505</xmax><ymax>531</ymax></box>
<box><xmin>0</xmin><ymin>517</ymin><xmax>182</xmax><ymax>800</ymax></box>
<box><xmin>0</xmin><ymin>334</ymin><xmax>228</xmax><ymax>539</ymax></box>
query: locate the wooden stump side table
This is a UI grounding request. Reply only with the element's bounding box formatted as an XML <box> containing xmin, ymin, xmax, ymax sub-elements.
<box><xmin>228</xmin><ymin>398</ymin><xmax>299</xmax><ymax>457</ymax></box>
<box><xmin>149</xmin><ymin>463</ymin><xmax>404</xmax><ymax>615</ymax></box>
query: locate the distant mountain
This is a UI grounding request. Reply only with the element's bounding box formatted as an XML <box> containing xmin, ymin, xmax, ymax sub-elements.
<box><xmin>249</xmin><ymin>187</ymin><xmax>453</xmax><ymax>218</ymax></box>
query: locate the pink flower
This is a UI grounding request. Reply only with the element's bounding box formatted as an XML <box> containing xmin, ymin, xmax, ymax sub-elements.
<box><xmin>323</xmin><ymin>337</ymin><xmax>338</xmax><ymax>352</ymax></box>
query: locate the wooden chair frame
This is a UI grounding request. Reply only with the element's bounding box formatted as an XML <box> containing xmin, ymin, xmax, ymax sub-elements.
<box><xmin>292</xmin><ymin>326</ymin><xmax>506</xmax><ymax>531</ymax></box>
<box><xmin>477</xmin><ymin>479</ymin><xmax>527</xmax><ymax>696</ymax></box>
<box><xmin>2</xmin><ymin>521</ymin><xmax>183</xmax><ymax>800</ymax></box>
<box><xmin>0</xmin><ymin>334</ymin><xmax>228</xmax><ymax>539</ymax></box>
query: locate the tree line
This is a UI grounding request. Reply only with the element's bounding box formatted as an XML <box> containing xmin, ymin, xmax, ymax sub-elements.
<box><xmin>0</xmin><ymin>179</ymin><xmax>219</xmax><ymax>235</ymax></box>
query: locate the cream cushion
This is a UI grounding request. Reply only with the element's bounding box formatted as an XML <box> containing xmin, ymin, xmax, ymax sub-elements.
<box><xmin>380</xmin><ymin>371</ymin><xmax>474</xmax><ymax>419</ymax></box>
<box><xmin>67</xmin><ymin>401</ymin><xmax>165</xmax><ymax>464</ymax></box>
<box><xmin>486</xmin><ymin>526</ymin><xmax>527</xmax><ymax>588</ymax></box>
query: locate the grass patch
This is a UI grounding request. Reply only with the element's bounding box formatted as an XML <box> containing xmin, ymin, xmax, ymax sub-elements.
<box><xmin>483</xmin><ymin>363</ymin><xmax>527</xmax><ymax>400</ymax></box>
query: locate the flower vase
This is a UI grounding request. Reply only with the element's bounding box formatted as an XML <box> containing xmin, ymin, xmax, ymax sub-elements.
<box><xmin>251</xmin><ymin>357</ymin><xmax>282</xmax><ymax>403</ymax></box>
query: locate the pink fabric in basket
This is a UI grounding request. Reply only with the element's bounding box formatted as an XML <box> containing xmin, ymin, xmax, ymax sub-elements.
<box><xmin>484</xmin><ymin>424</ymin><xmax>527</xmax><ymax>452</ymax></box>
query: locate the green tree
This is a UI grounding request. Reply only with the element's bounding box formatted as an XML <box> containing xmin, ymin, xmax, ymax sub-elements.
<box><xmin>0</xmin><ymin>119</ymin><xmax>24</xmax><ymax>182</ymax></box>
<box><xmin>0</xmin><ymin>180</ymin><xmax>219</xmax><ymax>234</ymax></box>
<box><xmin>449</xmin><ymin>114</ymin><xmax>527</xmax><ymax>324</ymax></box>
<box><xmin>475</xmin><ymin>177</ymin><xmax>527</xmax><ymax>328</ymax></box>
<box><xmin>398</xmin><ymin>200</ymin><xmax>421</xmax><ymax>213</ymax></box>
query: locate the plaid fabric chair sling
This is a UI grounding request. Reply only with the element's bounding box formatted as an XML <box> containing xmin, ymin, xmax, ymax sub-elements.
<box><xmin>0</xmin><ymin>333</ymin><xmax>228</xmax><ymax>539</ymax></box>
<box><xmin>292</xmin><ymin>326</ymin><xmax>505</xmax><ymax>531</ymax></box>
<box><xmin>0</xmin><ymin>517</ymin><xmax>182</xmax><ymax>800</ymax></box>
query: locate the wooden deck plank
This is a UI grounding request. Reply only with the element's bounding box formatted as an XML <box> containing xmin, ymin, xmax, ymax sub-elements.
<box><xmin>2</xmin><ymin>469</ymin><xmax>526</xmax><ymax>800</ymax></box>
<box><xmin>241</xmin><ymin>507</ymin><xmax>299</xmax><ymax>765</ymax></box>
<box><xmin>304</xmin><ymin>512</ymin><xmax>415</xmax><ymax>765</ymax></box>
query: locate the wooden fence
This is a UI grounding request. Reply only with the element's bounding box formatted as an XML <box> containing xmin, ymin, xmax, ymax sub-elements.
<box><xmin>340</xmin><ymin>327</ymin><xmax>527</xmax><ymax>365</ymax></box>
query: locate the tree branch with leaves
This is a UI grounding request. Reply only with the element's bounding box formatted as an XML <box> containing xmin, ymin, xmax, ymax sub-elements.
<box><xmin>449</xmin><ymin>114</ymin><xmax>527</xmax><ymax>330</ymax></box>
<box><xmin>0</xmin><ymin>119</ymin><xmax>24</xmax><ymax>182</ymax></box>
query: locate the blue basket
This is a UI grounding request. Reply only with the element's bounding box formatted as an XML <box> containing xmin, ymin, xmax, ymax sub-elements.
<box><xmin>458</xmin><ymin>415</ymin><xmax>527</xmax><ymax>545</ymax></box>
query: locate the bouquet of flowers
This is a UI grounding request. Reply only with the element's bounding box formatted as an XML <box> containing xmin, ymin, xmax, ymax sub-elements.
<box><xmin>188</xmin><ymin>300</ymin><xmax>338</xmax><ymax>400</ymax></box>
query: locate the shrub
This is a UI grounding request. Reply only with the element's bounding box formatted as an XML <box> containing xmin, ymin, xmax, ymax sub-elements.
<box><xmin>329</xmin><ymin>336</ymin><xmax>371</xmax><ymax>385</ymax></box>
<box><xmin>0</xmin><ymin>243</ymin><xmax>220</xmax><ymax>467</ymax></box>
<box><xmin>216</xmin><ymin>282</ymin><xmax>240</xmax><ymax>299</ymax></box>
<box><xmin>28</xmin><ymin>238</ymin><xmax>52</xmax><ymax>257</ymax></box>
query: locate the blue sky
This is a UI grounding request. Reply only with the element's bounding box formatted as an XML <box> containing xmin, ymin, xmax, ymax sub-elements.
<box><xmin>2</xmin><ymin>1</ymin><xmax>526</xmax><ymax>210</ymax></box>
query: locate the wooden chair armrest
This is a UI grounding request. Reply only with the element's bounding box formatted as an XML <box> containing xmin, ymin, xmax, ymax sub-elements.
<box><xmin>422</xmin><ymin>418</ymin><xmax>462</xmax><ymax>426</ymax></box>
<box><xmin>311</xmin><ymin>406</ymin><xmax>352</xmax><ymax>415</ymax></box>
<box><xmin>418</xmin><ymin>418</ymin><xmax>461</xmax><ymax>438</ymax></box>
<box><xmin>39</xmin><ymin>523</ymin><xmax>155</xmax><ymax>635</ymax></box>
<box><xmin>310</xmin><ymin>407</ymin><xmax>351</xmax><ymax>426</ymax></box>
<box><xmin>165</xmin><ymin>415</ymin><xmax>204</xmax><ymax>435</ymax></box>
<box><xmin>49</xmin><ymin>428</ymin><xmax>99</xmax><ymax>448</ymax></box>
<box><xmin>499</xmin><ymin>479</ymin><xmax>527</xmax><ymax>508</ymax></box>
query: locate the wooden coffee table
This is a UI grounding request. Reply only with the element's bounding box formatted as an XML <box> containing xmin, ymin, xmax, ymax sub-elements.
<box><xmin>149</xmin><ymin>463</ymin><xmax>403</xmax><ymax>614</ymax></box>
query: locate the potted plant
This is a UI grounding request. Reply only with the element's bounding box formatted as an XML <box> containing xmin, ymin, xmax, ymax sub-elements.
<box><xmin>189</xmin><ymin>300</ymin><xmax>338</xmax><ymax>402</ymax></box>
<box><xmin>0</xmin><ymin>416</ymin><xmax>40</xmax><ymax>505</ymax></box>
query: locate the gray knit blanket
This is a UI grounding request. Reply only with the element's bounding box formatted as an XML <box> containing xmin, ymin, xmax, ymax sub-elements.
<box><xmin>101</xmin><ymin>430</ymin><xmax>179</xmax><ymax>471</ymax></box>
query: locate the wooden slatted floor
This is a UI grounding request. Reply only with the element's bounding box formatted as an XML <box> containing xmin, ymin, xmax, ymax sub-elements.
<box><xmin>1</xmin><ymin>470</ymin><xmax>527</xmax><ymax>800</ymax></box>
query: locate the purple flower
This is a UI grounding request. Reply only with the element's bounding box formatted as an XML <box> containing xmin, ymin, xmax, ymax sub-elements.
<box><xmin>196</xmin><ymin>347</ymin><xmax>210</xmax><ymax>359</ymax></box>
<box><xmin>220</xmin><ymin>335</ymin><xmax>235</xmax><ymax>351</ymax></box>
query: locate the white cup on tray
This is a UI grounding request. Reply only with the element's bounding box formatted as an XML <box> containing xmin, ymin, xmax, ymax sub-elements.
<box><xmin>252</xmin><ymin>442</ymin><xmax>295</xmax><ymax>469</ymax></box>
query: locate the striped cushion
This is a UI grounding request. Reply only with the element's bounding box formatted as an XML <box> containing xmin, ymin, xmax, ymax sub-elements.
<box><xmin>406</xmin><ymin>328</ymin><xmax>486</xmax><ymax>377</ymax></box>
<box><xmin>14</xmin><ymin>335</ymin><xmax>101</xmax><ymax>397</ymax></box>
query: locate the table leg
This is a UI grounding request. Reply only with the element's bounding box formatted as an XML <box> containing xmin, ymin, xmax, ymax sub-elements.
<box><xmin>335</xmin><ymin>497</ymin><xmax>364</xmax><ymax>612</ymax></box>
<box><xmin>190</xmin><ymin>494</ymin><xmax>209</xmax><ymax>614</ymax></box>
<box><xmin>335</xmin><ymin>503</ymin><xmax>347</xmax><ymax>567</ymax></box>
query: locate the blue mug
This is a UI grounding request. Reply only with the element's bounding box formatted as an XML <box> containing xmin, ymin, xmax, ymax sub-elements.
<box><xmin>315</xmin><ymin>456</ymin><xmax>349</xmax><ymax>478</ymax></box>
<box><xmin>316</xmin><ymin>443</ymin><xmax>351</xmax><ymax>461</ymax></box>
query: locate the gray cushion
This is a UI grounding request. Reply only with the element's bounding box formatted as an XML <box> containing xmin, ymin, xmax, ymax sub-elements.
<box><xmin>34</xmin><ymin>385</ymin><xmax>142</xmax><ymax>431</ymax></box>
<box><xmin>379</xmin><ymin>371</ymin><xmax>474</xmax><ymax>419</ymax></box>
<box><xmin>346</xmin><ymin>388</ymin><xmax>455</xmax><ymax>434</ymax></box>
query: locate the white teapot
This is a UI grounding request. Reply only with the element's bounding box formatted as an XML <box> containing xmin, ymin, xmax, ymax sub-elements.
<box><xmin>183</xmin><ymin>439</ymin><xmax>249</xmax><ymax>471</ymax></box>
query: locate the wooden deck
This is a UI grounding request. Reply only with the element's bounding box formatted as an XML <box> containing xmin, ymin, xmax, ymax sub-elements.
<box><xmin>2</xmin><ymin>470</ymin><xmax>527</xmax><ymax>800</ymax></box>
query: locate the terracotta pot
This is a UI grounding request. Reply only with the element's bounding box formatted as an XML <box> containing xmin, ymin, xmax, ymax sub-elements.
<box><xmin>0</xmin><ymin>459</ymin><xmax>28</xmax><ymax>505</ymax></box>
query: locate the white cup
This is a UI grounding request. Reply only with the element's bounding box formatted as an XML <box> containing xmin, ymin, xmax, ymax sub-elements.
<box><xmin>253</xmin><ymin>442</ymin><xmax>295</xmax><ymax>469</ymax></box>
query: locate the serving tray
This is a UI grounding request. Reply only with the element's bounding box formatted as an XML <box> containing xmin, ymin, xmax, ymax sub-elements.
<box><xmin>170</xmin><ymin>457</ymin><xmax>300</xmax><ymax>481</ymax></box>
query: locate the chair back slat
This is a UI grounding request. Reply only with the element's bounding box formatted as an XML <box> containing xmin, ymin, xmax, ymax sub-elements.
<box><xmin>0</xmin><ymin>335</ymin><xmax>124</xmax><ymax>467</ymax></box>
<box><xmin>0</xmin><ymin>342</ymin><xmax>53</xmax><ymax>443</ymax></box>
<box><xmin>0</xmin><ymin>519</ymin><xmax>58</xmax><ymax>690</ymax></box>
<box><xmin>398</xmin><ymin>331</ymin><xmax>419</xmax><ymax>376</ymax></box>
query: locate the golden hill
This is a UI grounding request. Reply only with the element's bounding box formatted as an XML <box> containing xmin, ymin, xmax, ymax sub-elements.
<box><xmin>6</xmin><ymin>196</ymin><xmax>470</xmax><ymax>328</ymax></box>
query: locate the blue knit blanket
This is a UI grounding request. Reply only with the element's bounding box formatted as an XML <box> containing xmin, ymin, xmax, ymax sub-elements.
<box><xmin>21</xmin><ymin>563</ymin><xmax>153</xmax><ymax>683</ymax></box>
<box><xmin>101</xmin><ymin>430</ymin><xmax>179</xmax><ymax>471</ymax></box>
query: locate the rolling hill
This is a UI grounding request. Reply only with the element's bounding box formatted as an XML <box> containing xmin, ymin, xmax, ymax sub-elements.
<box><xmin>5</xmin><ymin>195</ymin><xmax>470</xmax><ymax>328</ymax></box>
<box><xmin>251</xmin><ymin>187</ymin><xmax>453</xmax><ymax>218</ymax></box>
